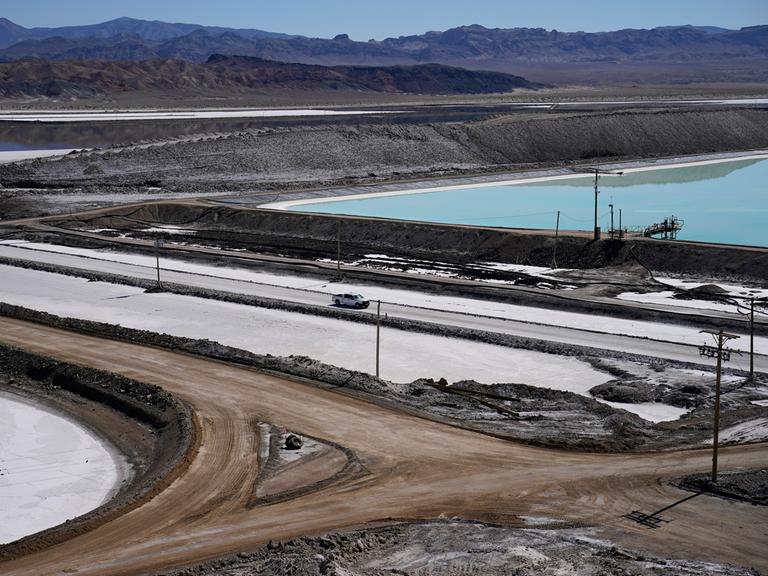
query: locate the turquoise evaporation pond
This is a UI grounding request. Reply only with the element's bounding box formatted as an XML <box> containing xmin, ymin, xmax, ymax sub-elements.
<box><xmin>295</xmin><ymin>158</ymin><xmax>768</xmax><ymax>247</ymax></box>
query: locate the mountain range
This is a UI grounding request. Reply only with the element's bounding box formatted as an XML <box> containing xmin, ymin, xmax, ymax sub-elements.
<box><xmin>0</xmin><ymin>17</ymin><xmax>766</xmax><ymax>86</ymax></box>
<box><xmin>0</xmin><ymin>16</ymin><xmax>293</xmax><ymax>48</ymax></box>
<box><xmin>1</xmin><ymin>17</ymin><xmax>766</xmax><ymax>64</ymax></box>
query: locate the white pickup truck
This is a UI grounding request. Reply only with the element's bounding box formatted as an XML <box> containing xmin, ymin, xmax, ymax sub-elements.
<box><xmin>331</xmin><ymin>293</ymin><xmax>370</xmax><ymax>309</ymax></box>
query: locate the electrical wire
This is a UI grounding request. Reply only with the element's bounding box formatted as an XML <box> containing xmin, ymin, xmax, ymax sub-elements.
<box><xmin>423</xmin><ymin>210</ymin><xmax>560</xmax><ymax>223</ymax></box>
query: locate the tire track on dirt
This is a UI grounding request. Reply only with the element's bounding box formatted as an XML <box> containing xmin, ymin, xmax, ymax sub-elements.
<box><xmin>0</xmin><ymin>317</ymin><xmax>765</xmax><ymax>575</ymax></box>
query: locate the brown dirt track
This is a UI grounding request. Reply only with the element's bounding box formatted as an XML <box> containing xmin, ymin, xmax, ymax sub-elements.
<box><xmin>0</xmin><ymin>317</ymin><xmax>766</xmax><ymax>575</ymax></box>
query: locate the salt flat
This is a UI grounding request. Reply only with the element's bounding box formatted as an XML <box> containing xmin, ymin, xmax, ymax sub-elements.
<box><xmin>0</xmin><ymin>392</ymin><xmax>126</xmax><ymax>544</ymax></box>
<box><xmin>2</xmin><ymin>264</ymin><xmax>715</xmax><ymax>422</ymax></box>
<box><xmin>1</xmin><ymin>241</ymin><xmax>764</xmax><ymax>356</ymax></box>
<box><xmin>0</xmin><ymin>264</ymin><xmax>608</xmax><ymax>390</ymax></box>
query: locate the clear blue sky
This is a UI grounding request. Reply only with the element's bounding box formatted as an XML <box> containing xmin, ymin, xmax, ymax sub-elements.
<box><xmin>4</xmin><ymin>0</ymin><xmax>767</xmax><ymax>40</ymax></box>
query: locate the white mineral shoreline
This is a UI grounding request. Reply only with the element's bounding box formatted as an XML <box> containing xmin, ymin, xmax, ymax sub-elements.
<box><xmin>0</xmin><ymin>389</ymin><xmax>130</xmax><ymax>544</ymax></box>
<box><xmin>0</xmin><ymin>149</ymin><xmax>83</xmax><ymax>164</ymax></box>
<box><xmin>0</xmin><ymin>109</ymin><xmax>392</xmax><ymax>123</ymax></box>
<box><xmin>262</xmin><ymin>150</ymin><xmax>768</xmax><ymax>210</ymax></box>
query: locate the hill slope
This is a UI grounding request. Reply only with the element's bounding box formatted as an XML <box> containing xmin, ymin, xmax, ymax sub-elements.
<box><xmin>0</xmin><ymin>55</ymin><xmax>539</xmax><ymax>98</ymax></box>
<box><xmin>3</xmin><ymin>110</ymin><xmax>768</xmax><ymax>213</ymax></box>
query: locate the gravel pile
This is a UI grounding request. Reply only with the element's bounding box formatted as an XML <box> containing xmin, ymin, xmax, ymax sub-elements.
<box><xmin>156</xmin><ymin>520</ymin><xmax>759</xmax><ymax>576</ymax></box>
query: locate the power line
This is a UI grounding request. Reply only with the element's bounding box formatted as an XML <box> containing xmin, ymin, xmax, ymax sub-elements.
<box><xmin>422</xmin><ymin>210</ymin><xmax>560</xmax><ymax>222</ymax></box>
<box><xmin>574</xmin><ymin>166</ymin><xmax>624</xmax><ymax>240</ymax></box>
<box><xmin>725</xmin><ymin>296</ymin><xmax>768</xmax><ymax>380</ymax></box>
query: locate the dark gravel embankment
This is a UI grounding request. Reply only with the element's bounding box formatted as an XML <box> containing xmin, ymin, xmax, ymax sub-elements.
<box><xmin>2</xmin><ymin>108</ymin><xmax>767</xmax><ymax>194</ymax></box>
<box><xmin>679</xmin><ymin>468</ymin><xmax>768</xmax><ymax>506</ymax></box>
<box><xmin>57</xmin><ymin>198</ymin><xmax>768</xmax><ymax>284</ymax></box>
<box><xmin>156</xmin><ymin>520</ymin><xmax>759</xmax><ymax>576</ymax></box>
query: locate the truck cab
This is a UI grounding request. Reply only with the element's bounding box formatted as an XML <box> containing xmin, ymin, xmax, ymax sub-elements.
<box><xmin>332</xmin><ymin>293</ymin><xmax>370</xmax><ymax>309</ymax></box>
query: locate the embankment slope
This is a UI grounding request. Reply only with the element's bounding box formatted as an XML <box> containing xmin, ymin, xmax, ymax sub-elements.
<box><xmin>2</xmin><ymin>108</ymin><xmax>767</xmax><ymax>194</ymax></box>
<box><xmin>59</xmin><ymin>201</ymin><xmax>768</xmax><ymax>281</ymax></box>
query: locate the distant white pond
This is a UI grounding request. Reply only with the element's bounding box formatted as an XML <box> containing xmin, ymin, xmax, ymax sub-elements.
<box><xmin>0</xmin><ymin>109</ymin><xmax>390</xmax><ymax>123</ymax></box>
<box><xmin>0</xmin><ymin>392</ymin><xmax>127</xmax><ymax>544</ymax></box>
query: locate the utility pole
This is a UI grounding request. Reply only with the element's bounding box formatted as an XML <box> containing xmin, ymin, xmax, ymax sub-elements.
<box><xmin>584</xmin><ymin>167</ymin><xmax>623</xmax><ymax>240</ymax></box>
<box><xmin>375</xmin><ymin>300</ymin><xmax>381</xmax><ymax>378</ymax></box>
<box><xmin>154</xmin><ymin>239</ymin><xmax>164</xmax><ymax>288</ymax></box>
<box><xmin>551</xmin><ymin>210</ymin><xmax>560</xmax><ymax>268</ymax></box>
<box><xmin>619</xmin><ymin>208</ymin><xmax>623</xmax><ymax>239</ymax></box>
<box><xmin>336</xmin><ymin>220</ymin><xmax>342</xmax><ymax>280</ymax></box>
<box><xmin>732</xmin><ymin>297</ymin><xmax>764</xmax><ymax>381</ymax></box>
<box><xmin>609</xmin><ymin>203</ymin><xmax>615</xmax><ymax>239</ymax></box>
<box><xmin>593</xmin><ymin>170</ymin><xmax>600</xmax><ymax>240</ymax></box>
<box><xmin>750</xmin><ymin>299</ymin><xmax>755</xmax><ymax>380</ymax></box>
<box><xmin>699</xmin><ymin>329</ymin><xmax>739</xmax><ymax>483</ymax></box>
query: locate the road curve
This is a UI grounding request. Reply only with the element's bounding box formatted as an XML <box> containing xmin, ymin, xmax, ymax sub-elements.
<box><xmin>0</xmin><ymin>317</ymin><xmax>766</xmax><ymax>575</ymax></box>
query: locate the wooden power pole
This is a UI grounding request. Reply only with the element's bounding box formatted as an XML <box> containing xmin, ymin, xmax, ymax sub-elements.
<box><xmin>551</xmin><ymin>210</ymin><xmax>560</xmax><ymax>268</ymax></box>
<box><xmin>609</xmin><ymin>203</ymin><xmax>614</xmax><ymax>238</ymax></box>
<box><xmin>593</xmin><ymin>170</ymin><xmax>600</xmax><ymax>240</ymax></box>
<box><xmin>154</xmin><ymin>238</ymin><xmax>164</xmax><ymax>288</ymax></box>
<box><xmin>336</xmin><ymin>220</ymin><xmax>342</xmax><ymax>280</ymax></box>
<box><xmin>733</xmin><ymin>297</ymin><xmax>764</xmax><ymax>381</ymax></box>
<box><xmin>375</xmin><ymin>300</ymin><xmax>381</xmax><ymax>378</ymax></box>
<box><xmin>619</xmin><ymin>208</ymin><xmax>623</xmax><ymax>239</ymax></box>
<box><xmin>750</xmin><ymin>299</ymin><xmax>755</xmax><ymax>380</ymax></box>
<box><xmin>699</xmin><ymin>329</ymin><xmax>739</xmax><ymax>483</ymax></box>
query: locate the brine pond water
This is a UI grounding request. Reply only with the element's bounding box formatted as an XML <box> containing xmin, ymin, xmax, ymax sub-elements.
<box><xmin>290</xmin><ymin>158</ymin><xmax>768</xmax><ymax>247</ymax></box>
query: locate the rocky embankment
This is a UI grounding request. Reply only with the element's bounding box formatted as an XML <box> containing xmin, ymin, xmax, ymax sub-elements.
<box><xmin>2</xmin><ymin>108</ymin><xmax>767</xmax><ymax>194</ymax></box>
<box><xmin>680</xmin><ymin>468</ymin><xmax>768</xmax><ymax>506</ymax></box>
<box><xmin>54</xmin><ymin>200</ymin><xmax>768</xmax><ymax>282</ymax></box>
<box><xmin>156</xmin><ymin>520</ymin><xmax>760</xmax><ymax>576</ymax></box>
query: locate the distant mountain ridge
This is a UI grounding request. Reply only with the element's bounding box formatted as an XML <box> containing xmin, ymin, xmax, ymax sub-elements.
<box><xmin>0</xmin><ymin>54</ymin><xmax>540</xmax><ymax>98</ymax></box>
<box><xmin>653</xmin><ymin>25</ymin><xmax>733</xmax><ymax>35</ymax></box>
<box><xmin>1</xmin><ymin>17</ymin><xmax>765</xmax><ymax>63</ymax></box>
<box><xmin>0</xmin><ymin>17</ymin><xmax>766</xmax><ymax>84</ymax></box>
<box><xmin>0</xmin><ymin>16</ymin><xmax>293</xmax><ymax>48</ymax></box>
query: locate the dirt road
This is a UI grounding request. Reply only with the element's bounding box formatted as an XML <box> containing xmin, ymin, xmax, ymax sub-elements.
<box><xmin>0</xmin><ymin>317</ymin><xmax>766</xmax><ymax>575</ymax></box>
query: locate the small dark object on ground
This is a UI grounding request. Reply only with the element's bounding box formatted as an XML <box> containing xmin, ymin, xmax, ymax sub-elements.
<box><xmin>285</xmin><ymin>434</ymin><xmax>303</xmax><ymax>450</ymax></box>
